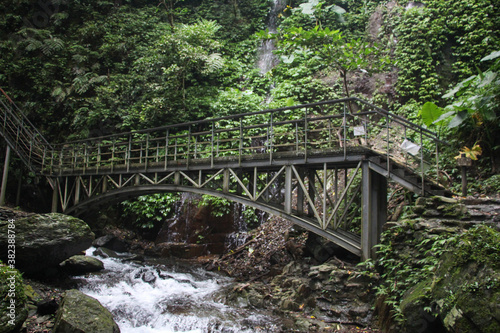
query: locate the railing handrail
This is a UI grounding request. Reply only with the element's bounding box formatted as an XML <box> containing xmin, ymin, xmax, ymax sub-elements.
<box><xmin>0</xmin><ymin>88</ymin><xmax>52</xmax><ymax>149</ymax></box>
<box><xmin>49</xmin><ymin>97</ymin><xmax>444</xmax><ymax>147</ymax></box>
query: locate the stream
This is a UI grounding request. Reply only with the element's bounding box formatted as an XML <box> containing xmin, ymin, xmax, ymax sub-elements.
<box><xmin>76</xmin><ymin>248</ymin><xmax>286</xmax><ymax>333</ymax></box>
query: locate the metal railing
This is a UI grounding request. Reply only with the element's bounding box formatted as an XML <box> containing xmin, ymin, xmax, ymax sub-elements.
<box><xmin>0</xmin><ymin>89</ymin><xmax>51</xmax><ymax>173</ymax></box>
<box><xmin>41</xmin><ymin>98</ymin><xmax>444</xmax><ymax>187</ymax></box>
<box><xmin>0</xmin><ymin>91</ymin><xmax>444</xmax><ymax>191</ymax></box>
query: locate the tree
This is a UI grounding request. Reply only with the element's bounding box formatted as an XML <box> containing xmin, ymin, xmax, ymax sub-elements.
<box><xmin>269</xmin><ymin>25</ymin><xmax>390</xmax><ymax>99</ymax></box>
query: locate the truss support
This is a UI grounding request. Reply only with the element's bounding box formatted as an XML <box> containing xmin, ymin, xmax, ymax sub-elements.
<box><xmin>361</xmin><ymin>161</ymin><xmax>387</xmax><ymax>260</ymax></box>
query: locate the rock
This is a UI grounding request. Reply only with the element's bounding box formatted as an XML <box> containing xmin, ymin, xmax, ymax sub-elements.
<box><xmin>399</xmin><ymin>225</ymin><xmax>500</xmax><ymax>333</ymax></box>
<box><xmin>134</xmin><ymin>268</ymin><xmax>157</xmax><ymax>284</ymax></box>
<box><xmin>60</xmin><ymin>255</ymin><xmax>104</xmax><ymax>275</ymax></box>
<box><xmin>37</xmin><ymin>298</ymin><xmax>59</xmax><ymax>315</ymax></box>
<box><xmin>93</xmin><ymin>247</ymin><xmax>119</xmax><ymax>258</ymax></box>
<box><xmin>93</xmin><ymin>235</ymin><xmax>129</xmax><ymax>252</ymax></box>
<box><xmin>0</xmin><ymin>213</ymin><xmax>95</xmax><ymax>276</ymax></box>
<box><xmin>0</xmin><ymin>266</ymin><xmax>28</xmax><ymax>333</ymax></box>
<box><xmin>93</xmin><ymin>235</ymin><xmax>114</xmax><ymax>247</ymax></box>
<box><xmin>280</xmin><ymin>299</ymin><xmax>300</xmax><ymax>311</ymax></box>
<box><xmin>54</xmin><ymin>289</ymin><xmax>120</xmax><ymax>333</ymax></box>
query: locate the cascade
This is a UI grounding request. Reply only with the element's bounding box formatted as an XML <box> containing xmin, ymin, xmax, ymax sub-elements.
<box><xmin>257</xmin><ymin>0</ymin><xmax>286</xmax><ymax>74</ymax></box>
<box><xmin>77</xmin><ymin>248</ymin><xmax>284</xmax><ymax>333</ymax></box>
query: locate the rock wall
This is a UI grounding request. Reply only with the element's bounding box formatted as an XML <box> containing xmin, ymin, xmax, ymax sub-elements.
<box><xmin>377</xmin><ymin>196</ymin><xmax>500</xmax><ymax>333</ymax></box>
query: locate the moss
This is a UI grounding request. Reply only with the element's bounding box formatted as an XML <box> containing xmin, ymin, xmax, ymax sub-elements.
<box><xmin>54</xmin><ymin>289</ymin><xmax>120</xmax><ymax>333</ymax></box>
<box><xmin>430</xmin><ymin>226</ymin><xmax>500</xmax><ymax>332</ymax></box>
<box><xmin>0</xmin><ymin>262</ymin><xmax>28</xmax><ymax>333</ymax></box>
<box><xmin>400</xmin><ymin>278</ymin><xmax>432</xmax><ymax>310</ymax></box>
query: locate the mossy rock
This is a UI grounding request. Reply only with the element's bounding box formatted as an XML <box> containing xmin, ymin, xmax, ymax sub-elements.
<box><xmin>400</xmin><ymin>225</ymin><xmax>500</xmax><ymax>332</ymax></box>
<box><xmin>0</xmin><ymin>264</ymin><xmax>28</xmax><ymax>333</ymax></box>
<box><xmin>54</xmin><ymin>289</ymin><xmax>120</xmax><ymax>333</ymax></box>
<box><xmin>0</xmin><ymin>214</ymin><xmax>95</xmax><ymax>276</ymax></box>
<box><xmin>60</xmin><ymin>255</ymin><xmax>104</xmax><ymax>275</ymax></box>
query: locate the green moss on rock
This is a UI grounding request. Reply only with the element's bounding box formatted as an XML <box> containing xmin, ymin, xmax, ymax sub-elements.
<box><xmin>0</xmin><ymin>263</ymin><xmax>28</xmax><ymax>333</ymax></box>
<box><xmin>54</xmin><ymin>289</ymin><xmax>120</xmax><ymax>333</ymax></box>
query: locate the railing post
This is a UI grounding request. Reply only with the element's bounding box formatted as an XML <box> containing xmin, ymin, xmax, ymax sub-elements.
<box><xmin>343</xmin><ymin>103</ymin><xmax>347</xmax><ymax>159</ymax></box>
<box><xmin>127</xmin><ymin>134</ymin><xmax>131</xmax><ymax>172</ymax></box>
<box><xmin>295</xmin><ymin>122</ymin><xmax>299</xmax><ymax>152</ymax></box>
<box><xmin>97</xmin><ymin>143</ymin><xmax>101</xmax><ymax>174</ymax></box>
<box><xmin>59</xmin><ymin>147</ymin><xmax>64</xmax><ymax>176</ymax></box>
<box><xmin>111</xmin><ymin>140</ymin><xmax>115</xmax><ymax>173</ymax></box>
<box><xmin>304</xmin><ymin>108</ymin><xmax>308</xmax><ymax>162</ymax></box>
<box><xmin>239</xmin><ymin>117</ymin><xmax>243</xmax><ymax>166</ymax></box>
<box><xmin>187</xmin><ymin>125</ymin><xmax>191</xmax><ymax>168</ymax></box>
<box><xmin>210</xmin><ymin>122</ymin><xmax>214</xmax><ymax>168</ymax></box>
<box><xmin>386</xmin><ymin>114</ymin><xmax>390</xmax><ymax>173</ymax></box>
<box><xmin>145</xmin><ymin>134</ymin><xmax>149</xmax><ymax>171</ymax></box>
<box><xmin>420</xmin><ymin>129</ymin><xmax>424</xmax><ymax>195</ymax></box>
<box><xmin>165</xmin><ymin>129</ymin><xmax>169</xmax><ymax>169</ymax></box>
<box><xmin>269</xmin><ymin>112</ymin><xmax>273</xmax><ymax>164</ymax></box>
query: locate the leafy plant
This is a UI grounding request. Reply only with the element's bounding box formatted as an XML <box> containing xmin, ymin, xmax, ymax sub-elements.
<box><xmin>455</xmin><ymin>144</ymin><xmax>482</xmax><ymax>161</ymax></box>
<box><xmin>199</xmin><ymin>195</ymin><xmax>232</xmax><ymax>218</ymax></box>
<box><xmin>122</xmin><ymin>193</ymin><xmax>180</xmax><ymax>229</ymax></box>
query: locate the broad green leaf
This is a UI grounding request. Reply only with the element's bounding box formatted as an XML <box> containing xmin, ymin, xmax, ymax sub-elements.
<box><xmin>443</xmin><ymin>76</ymin><xmax>476</xmax><ymax>98</ymax></box>
<box><xmin>448</xmin><ymin>111</ymin><xmax>468</xmax><ymax>128</ymax></box>
<box><xmin>477</xmin><ymin>71</ymin><xmax>497</xmax><ymax>88</ymax></box>
<box><xmin>432</xmin><ymin>110</ymin><xmax>455</xmax><ymax>125</ymax></box>
<box><xmin>481</xmin><ymin>50</ymin><xmax>500</xmax><ymax>62</ymax></box>
<box><xmin>419</xmin><ymin>102</ymin><xmax>444</xmax><ymax>127</ymax></box>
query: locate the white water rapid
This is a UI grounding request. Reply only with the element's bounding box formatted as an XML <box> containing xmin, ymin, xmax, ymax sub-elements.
<box><xmin>77</xmin><ymin>248</ymin><xmax>282</xmax><ymax>333</ymax></box>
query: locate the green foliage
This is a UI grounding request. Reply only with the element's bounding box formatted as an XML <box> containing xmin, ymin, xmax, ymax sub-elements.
<box><xmin>393</xmin><ymin>0</ymin><xmax>500</xmax><ymax>102</ymax></box>
<box><xmin>199</xmin><ymin>195</ymin><xmax>232</xmax><ymax>218</ymax></box>
<box><xmin>121</xmin><ymin>193</ymin><xmax>180</xmax><ymax>229</ymax></box>
<box><xmin>375</xmin><ymin>222</ymin><xmax>500</xmax><ymax>326</ymax></box>
<box><xmin>269</xmin><ymin>24</ymin><xmax>390</xmax><ymax>98</ymax></box>
<box><xmin>374</xmin><ymin>223</ymin><xmax>456</xmax><ymax>324</ymax></box>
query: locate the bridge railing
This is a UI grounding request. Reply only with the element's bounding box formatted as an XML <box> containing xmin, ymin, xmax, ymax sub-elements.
<box><xmin>43</xmin><ymin>98</ymin><xmax>443</xmax><ymax>186</ymax></box>
<box><xmin>0</xmin><ymin>89</ymin><xmax>51</xmax><ymax>173</ymax></box>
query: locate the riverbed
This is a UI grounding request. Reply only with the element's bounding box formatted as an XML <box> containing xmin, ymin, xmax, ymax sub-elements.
<box><xmin>76</xmin><ymin>247</ymin><xmax>287</xmax><ymax>333</ymax></box>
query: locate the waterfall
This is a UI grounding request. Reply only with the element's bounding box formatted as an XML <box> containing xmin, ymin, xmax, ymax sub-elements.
<box><xmin>257</xmin><ymin>0</ymin><xmax>286</xmax><ymax>74</ymax></box>
<box><xmin>77</xmin><ymin>248</ymin><xmax>284</xmax><ymax>333</ymax></box>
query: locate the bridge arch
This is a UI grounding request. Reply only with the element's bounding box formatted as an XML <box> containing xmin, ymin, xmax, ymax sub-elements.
<box><xmin>64</xmin><ymin>183</ymin><xmax>364</xmax><ymax>257</ymax></box>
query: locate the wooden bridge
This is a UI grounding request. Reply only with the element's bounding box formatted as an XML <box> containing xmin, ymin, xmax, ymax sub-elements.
<box><xmin>0</xmin><ymin>92</ymin><xmax>448</xmax><ymax>259</ymax></box>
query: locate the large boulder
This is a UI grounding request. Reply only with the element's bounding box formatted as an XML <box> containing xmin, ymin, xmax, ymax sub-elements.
<box><xmin>54</xmin><ymin>289</ymin><xmax>120</xmax><ymax>333</ymax></box>
<box><xmin>0</xmin><ymin>213</ymin><xmax>95</xmax><ymax>276</ymax></box>
<box><xmin>60</xmin><ymin>255</ymin><xmax>104</xmax><ymax>275</ymax></box>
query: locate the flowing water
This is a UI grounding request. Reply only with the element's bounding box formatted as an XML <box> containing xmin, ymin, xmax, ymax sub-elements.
<box><xmin>257</xmin><ymin>0</ymin><xmax>286</xmax><ymax>74</ymax></box>
<box><xmin>77</xmin><ymin>248</ymin><xmax>285</xmax><ymax>333</ymax></box>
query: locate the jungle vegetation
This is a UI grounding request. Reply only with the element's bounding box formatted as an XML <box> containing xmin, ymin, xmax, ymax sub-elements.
<box><xmin>1</xmin><ymin>0</ymin><xmax>499</xmax><ymax>209</ymax></box>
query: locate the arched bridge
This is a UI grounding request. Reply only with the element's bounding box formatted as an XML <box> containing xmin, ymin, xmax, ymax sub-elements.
<box><xmin>0</xmin><ymin>92</ymin><xmax>448</xmax><ymax>259</ymax></box>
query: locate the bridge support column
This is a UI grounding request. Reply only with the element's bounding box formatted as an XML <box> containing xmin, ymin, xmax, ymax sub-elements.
<box><xmin>51</xmin><ymin>178</ymin><xmax>59</xmax><ymax>212</ymax></box>
<box><xmin>361</xmin><ymin>161</ymin><xmax>387</xmax><ymax>260</ymax></box>
<box><xmin>307</xmin><ymin>169</ymin><xmax>315</xmax><ymax>217</ymax></box>
<box><xmin>0</xmin><ymin>145</ymin><xmax>11</xmax><ymax>206</ymax></box>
